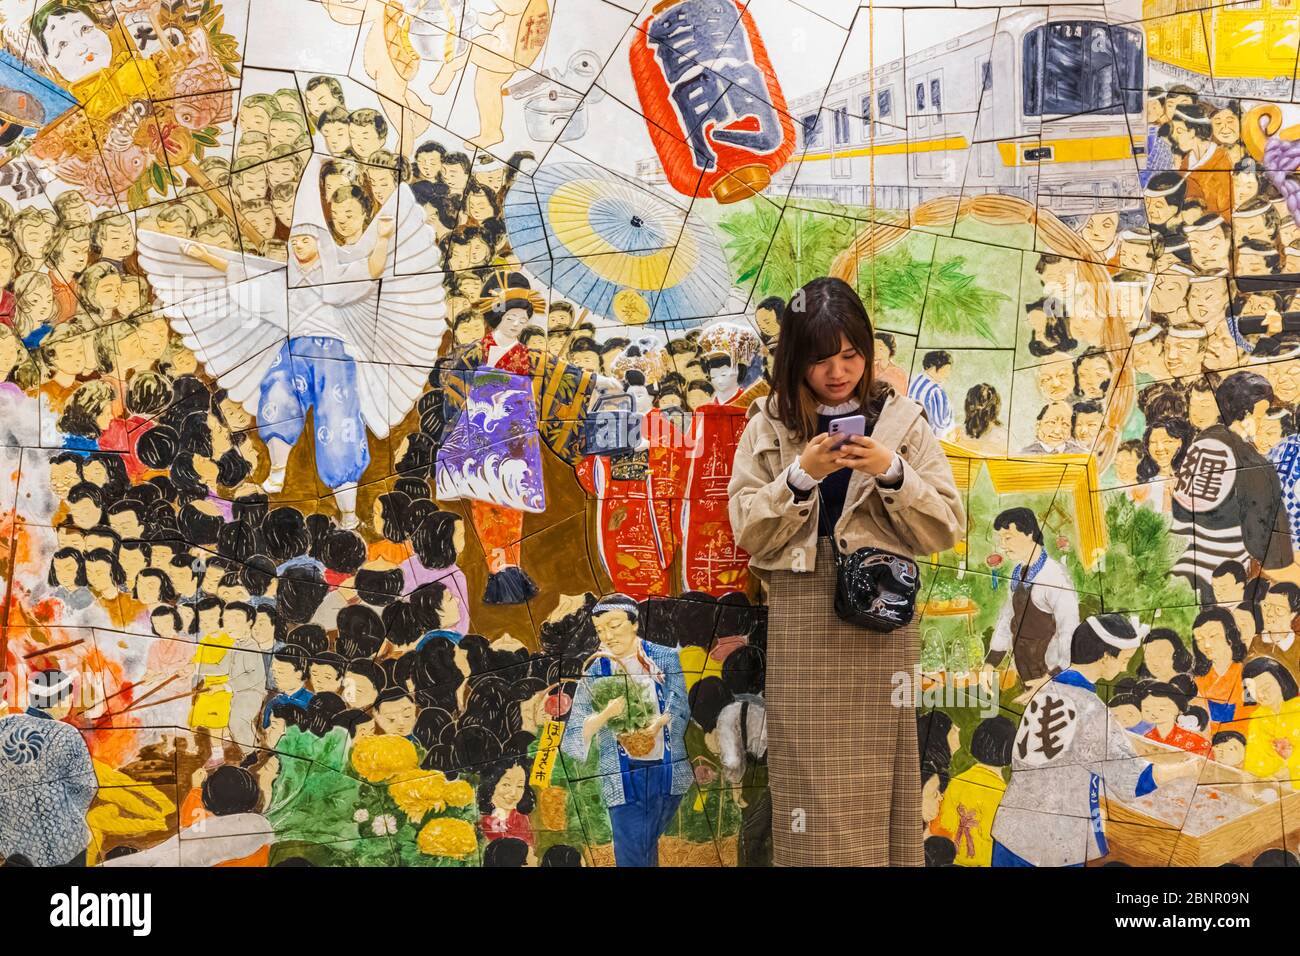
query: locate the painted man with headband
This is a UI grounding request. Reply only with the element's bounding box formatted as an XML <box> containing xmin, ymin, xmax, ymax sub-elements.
<box><xmin>990</xmin><ymin>615</ymin><xmax>1200</xmax><ymax>866</ymax></box>
<box><xmin>560</xmin><ymin>594</ymin><xmax>692</xmax><ymax>866</ymax></box>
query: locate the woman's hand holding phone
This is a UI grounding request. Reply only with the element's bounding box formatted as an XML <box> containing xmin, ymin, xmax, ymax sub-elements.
<box><xmin>798</xmin><ymin>434</ymin><xmax>843</xmax><ymax>480</ymax></box>
<box><xmin>835</xmin><ymin>435</ymin><xmax>896</xmax><ymax>476</ymax></box>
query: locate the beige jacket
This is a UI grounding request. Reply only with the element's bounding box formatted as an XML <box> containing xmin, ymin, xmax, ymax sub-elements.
<box><xmin>727</xmin><ymin>390</ymin><xmax>965</xmax><ymax>577</ymax></box>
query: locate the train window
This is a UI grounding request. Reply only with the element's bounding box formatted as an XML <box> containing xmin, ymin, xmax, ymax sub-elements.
<box><xmin>833</xmin><ymin>105</ymin><xmax>850</xmax><ymax>144</ymax></box>
<box><xmin>802</xmin><ymin>112</ymin><xmax>822</xmax><ymax>147</ymax></box>
<box><xmin>1022</xmin><ymin>21</ymin><xmax>1143</xmax><ymax>116</ymax></box>
<box><xmin>915</xmin><ymin>82</ymin><xmax>925</xmax><ymax>111</ymax></box>
<box><xmin>981</xmin><ymin>61</ymin><xmax>993</xmax><ymax>92</ymax></box>
<box><xmin>930</xmin><ymin>79</ymin><xmax>942</xmax><ymax>112</ymax></box>
<box><xmin>877</xmin><ymin>88</ymin><xmax>892</xmax><ymax>118</ymax></box>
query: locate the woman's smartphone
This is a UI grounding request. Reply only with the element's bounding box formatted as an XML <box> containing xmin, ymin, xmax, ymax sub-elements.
<box><xmin>827</xmin><ymin>414</ymin><xmax>866</xmax><ymax>449</ymax></box>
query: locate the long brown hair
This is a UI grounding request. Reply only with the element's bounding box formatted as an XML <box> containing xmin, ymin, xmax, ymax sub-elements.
<box><xmin>765</xmin><ymin>276</ymin><xmax>890</xmax><ymax>441</ymax></box>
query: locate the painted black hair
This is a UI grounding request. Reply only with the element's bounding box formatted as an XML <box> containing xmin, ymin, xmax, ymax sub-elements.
<box><xmin>410</xmin><ymin>511</ymin><xmax>461</xmax><ymax>569</ymax></box>
<box><xmin>201</xmin><ymin>765</ymin><xmax>262</xmax><ymax>816</ymax></box>
<box><xmin>276</xmin><ymin>564</ymin><xmax>329</xmax><ymax>624</ymax></box>
<box><xmin>48</xmin><ymin>547</ymin><xmax>86</xmax><ymax>588</ymax></box>
<box><xmin>322</xmin><ymin>528</ymin><xmax>366</xmax><ymax>574</ymax></box>
<box><xmin>178</xmin><ymin>502</ymin><xmax>223</xmax><ymax>547</ymax></box>
<box><xmin>336</xmin><ymin>604</ymin><xmax>385</xmax><ymax>659</ymax></box>
<box><xmin>355</xmin><ymin>565</ymin><xmax>405</xmax><ymax>606</ymax></box>
<box><xmin>264</xmin><ymin>508</ymin><xmax>310</xmax><ymax>563</ymax></box>
<box><xmin>241</xmin><ymin>554</ymin><xmax>277</xmax><ymax>597</ymax></box>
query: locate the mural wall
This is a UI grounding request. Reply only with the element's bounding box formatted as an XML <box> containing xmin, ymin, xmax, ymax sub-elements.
<box><xmin>1</xmin><ymin>0</ymin><xmax>1299</xmax><ymax>868</ymax></box>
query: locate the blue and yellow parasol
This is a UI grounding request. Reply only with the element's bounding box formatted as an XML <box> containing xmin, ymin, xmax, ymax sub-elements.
<box><xmin>503</xmin><ymin>161</ymin><xmax>730</xmax><ymax>330</ymax></box>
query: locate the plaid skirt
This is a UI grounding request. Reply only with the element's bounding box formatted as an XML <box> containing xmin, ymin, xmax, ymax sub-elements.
<box><xmin>764</xmin><ymin>538</ymin><xmax>923</xmax><ymax>866</ymax></box>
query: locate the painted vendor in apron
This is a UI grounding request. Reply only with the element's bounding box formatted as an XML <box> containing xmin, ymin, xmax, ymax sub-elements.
<box><xmin>990</xmin><ymin>614</ymin><xmax>1201</xmax><ymax>867</ymax></box>
<box><xmin>984</xmin><ymin>508</ymin><xmax>1080</xmax><ymax>705</ymax></box>
<box><xmin>560</xmin><ymin>594</ymin><xmax>692</xmax><ymax>866</ymax></box>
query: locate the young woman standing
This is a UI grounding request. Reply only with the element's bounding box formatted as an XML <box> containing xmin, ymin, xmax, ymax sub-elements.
<box><xmin>728</xmin><ymin>277</ymin><xmax>964</xmax><ymax>866</ymax></box>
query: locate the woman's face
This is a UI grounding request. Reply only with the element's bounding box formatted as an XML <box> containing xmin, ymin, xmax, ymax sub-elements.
<box><xmin>22</xmin><ymin>282</ymin><xmax>55</xmax><ymax>324</ymax></box>
<box><xmin>54</xmin><ymin>556</ymin><xmax>79</xmax><ymax>589</ymax></box>
<box><xmin>367</xmin><ymin>168</ymin><xmax>397</xmax><ymax>201</ymax></box>
<box><xmin>1194</xmin><ymin>622</ymin><xmax>1229</xmax><ymax>663</ymax></box>
<box><xmin>1114</xmin><ymin>449</ymin><xmax>1139</xmax><ymax>485</ymax></box>
<box><xmin>209</xmin><ymin>417</ymin><xmax>232</xmax><ymax>455</ymax></box>
<box><xmin>137</xmin><ymin>574</ymin><xmax>161</xmax><ymax>604</ymax></box>
<box><xmin>19</xmin><ymin>220</ymin><xmax>54</xmax><ymax>256</ymax></box>
<box><xmin>803</xmin><ymin>333</ymin><xmax>865</xmax><ymax>405</ymax></box>
<box><xmin>1143</xmin><ymin>640</ymin><xmax>1176</xmax><ymax>680</ymax></box>
<box><xmin>454</xmin><ymin>315</ymin><xmax>486</xmax><ymax>344</ymax></box>
<box><xmin>452</xmin><ymin>519</ymin><xmax>465</xmax><ymax>555</ymax></box>
<box><xmin>467</xmin><ymin>191</ymin><xmax>494</xmax><ymax>221</ymax></box>
<box><xmin>495</xmin><ymin>307</ymin><xmax>530</xmax><ymax>341</ymax></box>
<box><xmin>1076</xmin><ymin>356</ymin><xmax>1110</xmax><ymax>396</ymax></box>
<box><xmin>93</xmin><ymin>274</ymin><xmax>122</xmax><ymax>312</ymax></box>
<box><xmin>1147</xmin><ymin>427</ymin><xmax>1182</xmax><ymax>471</ymax></box>
<box><xmin>492</xmin><ymin>765</ymin><xmax>527</xmax><ymax>811</ymax></box>
<box><xmin>194</xmin><ymin>454</ymin><xmax>220</xmax><ymax>485</ymax></box>
<box><xmin>86</xmin><ymin>559</ymin><xmax>114</xmax><ymax>593</ymax></box>
<box><xmin>416</xmin><ymin>153</ymin><xmax>442</xmax><ymax>180</ymax></box>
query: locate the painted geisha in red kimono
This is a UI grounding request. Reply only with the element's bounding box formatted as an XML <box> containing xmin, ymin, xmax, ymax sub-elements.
<box><xmin>681</xmin><ymin>322</ymin><xmax>764</xmax><ymax>596</ymax></box>
<box><xmin>436</xmin><ymin>271</ymin><xmax>604</xmax><ymax>603</ymax></box>
<box><xmin>576</xmin><ymin>341</ymin><xmax>687</xmax><ymax>599</ymax></box>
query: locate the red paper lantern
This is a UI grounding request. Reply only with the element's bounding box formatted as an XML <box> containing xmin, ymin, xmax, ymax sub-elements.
<box><xmin>630</xmin><ymin>0</ymin><xmax>796</xmax><ymax>204</ymax></box>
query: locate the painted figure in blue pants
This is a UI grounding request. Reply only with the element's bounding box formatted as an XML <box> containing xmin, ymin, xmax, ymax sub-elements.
<box><xmin>137</xmin><ymin>155</ymin><xmax>447</xmax><ymax>528</ymax></box>
<box><xmin>561</xmin><ymin>594</ymin><xmax>693</xmax><ymax>866</ymax></box>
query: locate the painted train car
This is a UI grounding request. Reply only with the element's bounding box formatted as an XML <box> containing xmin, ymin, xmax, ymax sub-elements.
<box><xmin>1143</xmin><ymin>0</ymin><xmax>1299</xmax><ymax>99</ymax></box>
<box><xmin>772</xmin><ymin>7</ymin><xmax>1146</xmax><ymax>215</ymax></box>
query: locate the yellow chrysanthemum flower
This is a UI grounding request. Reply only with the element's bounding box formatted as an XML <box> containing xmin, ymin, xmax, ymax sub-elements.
<box><xmin>389</xmin><ymin>768</ymin><xmax>448</xmax><ymax>819</ymax></box>
<box><xmin>351</xmin><ymin>734</ymin><xmax>420</xmax><ymax>783</ymax></box>
<box><xmin>442</xmin><ymin>778</ymin><xmax>475</xmax><ymax>808</ymax></box>
<box><xmin>417</xmin><ymin>817</ymin><xmax>479</xmax><ymax>858</ymax></box>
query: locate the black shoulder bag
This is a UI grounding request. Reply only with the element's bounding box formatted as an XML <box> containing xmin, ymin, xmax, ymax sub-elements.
<box><xmin>816</xmin><ymin>457</ymin><xmax>921</xmax><ymax>632</ymax></box>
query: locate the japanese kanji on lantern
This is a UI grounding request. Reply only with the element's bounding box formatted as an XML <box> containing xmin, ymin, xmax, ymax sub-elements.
<box><xmin>630</xmin><ymin>0</ymin><xmax>796</xmax><ymax>204</ymax></box>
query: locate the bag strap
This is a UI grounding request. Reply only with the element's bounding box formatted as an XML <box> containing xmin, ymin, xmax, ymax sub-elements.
<box><xmin>815</xmin><ymin>491</ymin><xmax>848</xmax><ymax>567</ymax></box>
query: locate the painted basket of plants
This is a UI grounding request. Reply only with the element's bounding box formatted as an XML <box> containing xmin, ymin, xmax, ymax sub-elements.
<box><xmin>582</xmin><ymin>651</ymin><xmax>661</xmax><ymax>759</ymax></box>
